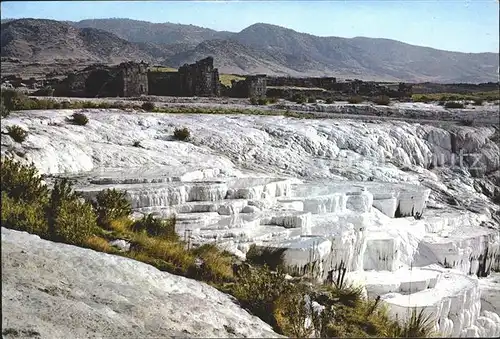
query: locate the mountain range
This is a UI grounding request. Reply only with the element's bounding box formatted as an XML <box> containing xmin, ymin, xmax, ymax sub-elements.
<box><xmin>1</xmin><ymin>18</ymin><xmax>498</xmax><ymax>83</ymax></box>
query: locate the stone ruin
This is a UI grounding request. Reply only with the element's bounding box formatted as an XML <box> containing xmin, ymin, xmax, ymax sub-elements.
<box><xmin>178</xmin><ymin>57</ymin><xmax>220</xmax><ymax>97</ymax></box>
<box><xmin>266</xmin><ymin>76</ymin><xmax>337</xmax><ymax>90</ymax></box>
<box><xmin>147</xmin><ymin>57</ymin><xmax>221</xmax><ymax>97</ymax></box>
<box><xmin>226</xmin><ymin>74</ymin><xmax>267</xmax><ymax>98</ymax></box>
<box><xmin>50</xmin><ymin>61</ymin><xmax>149</xmax><ymax>98</ymax></box>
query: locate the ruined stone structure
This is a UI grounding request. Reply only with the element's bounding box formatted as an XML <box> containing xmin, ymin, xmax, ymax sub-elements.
<box><xmin>147</xmin><ymin>72</ymin><xmax>180</xmax><ymax>96</ymax></box>
<box><xmin>178</xmin><ymin>57</ymin><xmax>220</xmax><ymax>97</ymax></box>
<box><xmin>147</xmin><ymin>57</ymin><xmax>221</xmax><ymax>97</ymax></box>
<box><xmin>229</xmin><ymin>75</ymin><xmax>267</xmax><ymax>98</ymax></box>
<box><xmin>121</xmin><ymin>62</ymin><xmax>149</xmax><ymax>97</ymax></box>
<box><xmin>54</xmin><ymin>61</ymin><xmax>149</xmax><ymax>98</ymax></box>
<box><xmin>266</xmin><ymin>76</ymin><xmax>337</xmax><ymax>90</ymax></box>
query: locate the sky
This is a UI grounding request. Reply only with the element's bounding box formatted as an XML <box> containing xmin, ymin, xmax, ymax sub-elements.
<box><xmin>1</xmin><ymin>0</ymin><xmax>498</xmax><ymax>53</ymax></box>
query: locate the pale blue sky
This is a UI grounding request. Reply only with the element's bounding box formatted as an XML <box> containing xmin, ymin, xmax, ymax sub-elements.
<box><xmin>1</xmin><ymin>0</ymin><xmax>498</xmax><ymax>53</ymax></box>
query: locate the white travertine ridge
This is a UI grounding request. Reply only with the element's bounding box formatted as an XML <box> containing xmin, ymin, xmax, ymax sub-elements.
<box><xmin>1</xmin><ymin>109</ymin><xmax>499</xmax><ymax>337</ymax></box>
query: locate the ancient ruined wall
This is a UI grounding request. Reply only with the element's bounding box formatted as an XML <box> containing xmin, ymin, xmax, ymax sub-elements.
<box><xmin>178</xmin><ymin>57</ymin><xmax>220</xmax><ymax>97</ymax></box>
<box><xmin>54</xmin><ymin>62</ymin><xmax>148</xmax><ymax>98</ymax></box>
<box><xmin>266</xmin><ymin>76</ymin><xmax>337</xmax><ymax>90</ymax></box>
<box><xmin>121</xmin><ymin>62</ymin><xmax>149</xmax><ymax>97</ymax></box>
<box><xmin>247</xmin><ymin>75</ymin><xmax>267</xmax><ymax>98</ymax></box>
<box><xmin>148</xmin><ymin>72</ymin><xmax>180</xmax><ymax>96</ymax></box>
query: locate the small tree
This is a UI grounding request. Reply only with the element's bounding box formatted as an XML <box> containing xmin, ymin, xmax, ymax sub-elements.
<box><xmin>93</xmin><ymin>188</ymin><xmax>131</xmax><ymax>227</ymax></box>
<box><xmin>0</xmin><ymin>157</ymin><xmax>49</xmax><ymax>204</ymax></box>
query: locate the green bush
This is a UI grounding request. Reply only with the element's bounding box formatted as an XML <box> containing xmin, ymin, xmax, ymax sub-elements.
<box><xmin>1</xmin><ymin>89</ymin><xmax>31</xmax><ymax>110</ymax></box>
<box><xmin>71</xmin><ymin>112</ymin><xmax>89</xmax><ymax>125</ymax></box>
<box><xmin>52</xmin><ymin>198</ymin><xmax>97</xmax><ymax>245</ymax></box>
<box><xmin>444</xmin><ymin>101</ymin><xmax>464</xmax><ymax>109</ymax></box>
<box><xmin>347</xmin><ymin>96</ymin><xmax>363</xmax><ymax>104</ymax></box>
<box><xmin>141</xmin><ymin>101</ymin><xmax>155</xmax><ymax>111</ymax></box>
<box><xmin>371</xmin><ymin>95</ymin><xmax>391</xmax><ymax>105</ymax></box>
<box><xmin>173</xmin><ymin>127</ymin><xmax>190</xmax><ymax>141</ymax></box>
<box><xmin>93</xmin><ymin>188</ymin><xmax>131</xmax><ymax>228</ymax></box>
<box><xmin>267</xmin><ymin>97</ymin><xmax>278</xmax><ymax>104</ymax></box>
<box><xmin>1</xmin><ymin>192</ymin><xmax>49</xmax><ymax>236</ymax></box>
<box><xmin>131</xmin><ymin>214</ymin><xmax>178</xmax><ymax>241</ymax></box>
<box><xmin>7</xmin><ymin>125</ymin><xmax>28</xmax><ymax>143</ymax></box>
<box><xmin>0</xmin><ymin>157</ymin><xmax>49</xmax><ymax>204</ymax></box>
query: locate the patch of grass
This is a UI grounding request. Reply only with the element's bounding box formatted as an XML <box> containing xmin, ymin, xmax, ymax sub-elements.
<box><xmin>413</xmin><ymin>90</ymin><xmax>499</xmax><ymax>103</ymax></box>
<box><xmin>347</xmin><ymin>96</ymin><xmax>363</xmax><ymax>104</ymax></box>
<box><xmin>192</xmin><ymin>244</ymin><xmax>234</xmax><ymax>283</ymax></box>
<box><xmin>390</xmin><ymin>308</ymin><xmax>436</xmax><ymax>338</ymax></box>
<box><xmin>173</xmin><ymin>127</ymin><xmax>190</xmax><ymax>141</ymax></box>
<box><xmin>83</xmin><ymin>235</ymin><xmax>116</xmax><ymax>253</ymax></box>
<box><xmin>130</xmin><ymin>233</ymin><xmax>196</xmax><ymax>275</ymax></box>
<box><xmin>6</xmin><ymin>125</ymin><xmax>28</xmax><ymax>143</ymax></box>
<box><xmin>219</xmin><ymin>74</ymin><xmax>245</xmax><ymax>87</ymax></box>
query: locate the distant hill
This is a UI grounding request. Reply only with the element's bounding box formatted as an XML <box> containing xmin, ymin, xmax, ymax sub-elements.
<box><xmin>2</xmin><ymin>18</ymin><xmax>498</xmax><ymax>83</ymax></box>
<box><xmin>70</xmin><ymin>18</ymin><xmax>233</xmax><ymax>45</ymax></box>
<box><xmin>0</xmin><ymin>18</ymin><xmax>156</xmax><ymax>64</ymax></box>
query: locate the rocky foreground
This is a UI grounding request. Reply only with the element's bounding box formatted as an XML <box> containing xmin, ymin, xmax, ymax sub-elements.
<box><xmin>1</xmin><ymin>227</ymin><xmax>281</xmax><ymax>338</ymax></box>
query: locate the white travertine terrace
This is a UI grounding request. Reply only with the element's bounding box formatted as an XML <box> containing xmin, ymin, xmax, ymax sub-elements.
<box><xmin>1</xmin><ymin>109</ymin><xmax>499</xmax><ymax>337</ymax></box>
